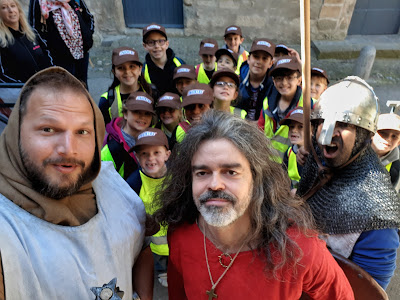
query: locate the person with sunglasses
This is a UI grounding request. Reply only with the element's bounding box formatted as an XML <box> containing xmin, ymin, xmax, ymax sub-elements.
<box><xmin>155</xmin><ymin>92</ymin><xmax>183</xmax><ymax>149</ymax></box>
<box><xmin>142</xmin><ymin>23</ymin><xmax>185</xmax><ymax>98</ymax></box>
<box><xmin>209</xmin><ymin>68</ymin><xmax>246</xmax><ymax>119</ymax></box>
<box><xmin>170</xmin><ymin>82</ymin><xmax>213</xmax><ymax>148</ymax></box>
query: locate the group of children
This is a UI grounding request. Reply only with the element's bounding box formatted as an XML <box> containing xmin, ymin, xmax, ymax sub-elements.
<box><xmin>96</xmin><ymin>22</ymin><xmax>400</xmax><ymax>288</ymax></box>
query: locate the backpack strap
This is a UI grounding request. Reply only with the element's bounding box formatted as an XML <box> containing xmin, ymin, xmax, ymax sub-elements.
<box><xmin>108</xmin><ymin>88</ymin><xmax>115</xmax><ymax>107</ymax></box>
<box><xmin>107</xmin><ymin>138</ymin><xmax>138</xmax><ymax>179</ymax></box>
<box><xmin>127</xmin><ymin>168</ymin><xmax>143</xmax><ymax>195</ymax></box>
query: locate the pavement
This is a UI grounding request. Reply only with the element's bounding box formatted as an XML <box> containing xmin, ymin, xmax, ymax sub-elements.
<box><xmin>86</xmin><ymin>34</ymin><xmax>400</xmax><ymax>300</ymax></box>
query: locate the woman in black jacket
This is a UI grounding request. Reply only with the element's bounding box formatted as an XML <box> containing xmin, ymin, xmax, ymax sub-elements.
<box><xmin>29</xmin><ymin>0</ymin><xmax>94</xmax><ymax>87</ymax></box>
<box><xmin>0</xmin><ymin>0</ymin><xmax>53</xmax><ymax>83</ymax></box>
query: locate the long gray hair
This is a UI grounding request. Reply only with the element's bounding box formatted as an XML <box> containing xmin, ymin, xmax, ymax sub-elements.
<box><xmin>154</xmin><ymin>110</ymin><xmax>315</xmax><ymax>276</ymax></box>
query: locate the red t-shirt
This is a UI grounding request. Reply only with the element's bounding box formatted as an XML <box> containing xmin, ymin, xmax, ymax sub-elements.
<box><xmin>168</xmin><ymin>223</ymin><xmax>354</xmax><ymax>300</ymax></box>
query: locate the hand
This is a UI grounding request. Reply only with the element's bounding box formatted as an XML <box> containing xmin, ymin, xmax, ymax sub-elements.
<box><xmin>296</xmin><ymin>146</ymin><xmax>309</xmax><ymax>166</ymax></box>
<box><xmin>288</xmin><ymin>48</ymin><xmax>302</xmax><ymax>64</ymax></box>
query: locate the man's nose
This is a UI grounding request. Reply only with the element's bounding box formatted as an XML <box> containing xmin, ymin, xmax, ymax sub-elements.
<box><xmin>56</xmin><ymin>132</ymin><xmax>76</xmax><ymax>156</ymax></box>
<box><xmin>208</xmin><ymin>173</ymin><xmax>225</xmax><ymax>191</ymax></box>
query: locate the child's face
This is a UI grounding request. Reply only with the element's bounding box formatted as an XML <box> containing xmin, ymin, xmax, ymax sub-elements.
<box><xmin>113</xmin><ymin>61</ymin><xmax>142</xmax><ymax>88</ymax></box>
<box><xmin>272</xmin><ymin>71</ymin><xmax>301</xmax><ymax>99</ymax></box>
<box><xmin>184</xmin><ymin>103</ymin><xmax>210</xmax><ymax>125</ymax></box>
<box><xmin>123</xmin><ymin>110</ymin><xmax>153</xmax><ymax>133</ymax></box>
<box><xmin>288</xmin><ymin>120</ymin><xmax>304</xmax><ymax>146</ymax></box>
<box><xmin>143</xmin><ymin>32</ymin><xmax>169</xmax><ymax>60</ymax></box>
<box><xmin>213</xmin><ymin>76</ymin><xmax>238</xmax><ymax>102</ymax></box>
<box><xmin>217</xmin><ymin>55</ymin><xmax>236</xmax><ymax>71</ymax></box>
<box><xmin>158</xmin><ymin>107</ymin><xmax>181</xmax><ymax>126</ymax></box>
<box><xmin>175</xmin><ymin>78</ymin><xmax>196</xmax><ymax>95</ymax></box>
<box><xmin>224</xmin><ymin>34</ymin><xmax>244</xmax><ymax>53</ymax></box>
<box><xmin>372</xmin><ymin>129</ymin><xmax>400</xmax><ymax>157</ymax></box>
<box><xmin>136</xmin><ymin>145</ymin><xmax>171</xmax><ymax>178</ymax></box>
<box><xmin>201</xmin><ymin>54</ymin><xmax>216</xmax><ymax>70</ymax></box>
<box><xmin>311</xmin><ymin>76</ymin><xmax>328</xmax><ymax>100</ymax></box>
<box><xmin>248</xmin><ymin>51</ymin><xmax>273</xmax><ymax>77</ymax></box>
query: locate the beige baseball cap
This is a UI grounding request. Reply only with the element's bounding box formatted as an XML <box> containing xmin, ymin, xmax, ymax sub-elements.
<box><xmin>377</xmin><ymin>113</ymin><xmax>400</xmax><ymax>132</ymax></box>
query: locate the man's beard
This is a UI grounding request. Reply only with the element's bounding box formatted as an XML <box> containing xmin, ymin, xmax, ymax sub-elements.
<box><xmin>20</xmin><ymin>146</ymin><xmax>97</xmax><ymax>200</ymax></box>
<box><xmin>196</xmin><ymin>190</ymin><xmax>250</xmax><ymax>227</ymax></box>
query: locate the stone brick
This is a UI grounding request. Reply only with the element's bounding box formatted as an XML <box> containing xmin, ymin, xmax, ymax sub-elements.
<box><xmin>324</xmin><ymin>0</ymin><xmax>345</xmax><ymax>4</ymax></box>
<box><xmin>319</xmin><ymin>5</ymin><xmax>342</xmax><ymax>19</ymax></box>
<box><xmin>317</xmin><ymin>19</ymin><xmax>338</xmax><ymax>31</ymax></box>
<box><xmin>197</xmin><ymin>0</ymin><xmax>216</xmax><ymax>7</ymax></box>
<box><xmin>236</xmin><ymin>15</ymin><xmax>266</xmax><ymax>28</ymax></box>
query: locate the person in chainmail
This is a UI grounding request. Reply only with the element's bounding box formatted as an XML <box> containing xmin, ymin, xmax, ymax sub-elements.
<box><xmin>297</xmin><ymin>76</ymin><xmax>400</xmax><ymax>290</ymax></box>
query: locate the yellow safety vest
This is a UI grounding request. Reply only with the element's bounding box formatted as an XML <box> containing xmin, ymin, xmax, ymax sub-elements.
<box><xmin>235</xmin><ymin>50</ymin><xmax>249</xmax><ymax>75</ymax></box>
<box><xmin>196</xmin><ymin>63</ymin><xmax>217</xmax><ymax>84</ymax></box>
<box><xmin>263</xmin><ymin>94</ymin><xmax>309</xmax><ymax>163</ymax></box>
<box><xmin>138</xmin><ymin>171</ymin><xmax>169</xmax><ymax>256</ymax></box>
<box><xmin>287</xmin><ymin>147</ymin><xmax>301</xmax><ymax>188</ymax></box>
<box><xmin>144</xmin><ymin>57</ymin><xmax>182</xmax><ymax>84</ymax></box>
<box><xmin>230</xmin><ymin>106</ymin><xmax>247</xmax><ymax>119</ymax></box>
<box><xmin>175</xmin><ymin>121</ymin><xmax>191</xmax><ymax>143</ymax></box>
<box><xmin>100</xmin><ymin>85</ymin><xmax>123</xmax><ymax>121</ymax></box>
<box><xmin>100</xmin><ymin>144</ymin><xmax>125</xmax><ymax>178</ymax></box>
<box><xmin>386</xmin><ymin>162</ymin><xmax>392</xmax><ymax>172</ymax></box>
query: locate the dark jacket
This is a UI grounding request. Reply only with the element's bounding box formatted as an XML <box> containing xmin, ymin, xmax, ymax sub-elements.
<box><xmin>143</xmin><ymin>48</ymin><xmax>185</xmax><ymax>96</ymax></box>
<box><xmin>29</xmin><ymin>0</ymin><xmax>94</xmax><ymax>61</ymax></box>
<box><xmin>0</xmin><ymin>27</ymin><xmax>53</xmax><ymax>83</ymax></box>
<box><xmin>235</xmin><ymin>61</ymin><xmax>273</xmax><ymax>120</ymax></box>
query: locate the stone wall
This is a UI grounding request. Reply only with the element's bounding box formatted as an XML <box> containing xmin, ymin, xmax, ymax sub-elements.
<box><xmin>20</xmin><ymin>0</ymin><xmax>358</xmax><ymax>42</ymax></box>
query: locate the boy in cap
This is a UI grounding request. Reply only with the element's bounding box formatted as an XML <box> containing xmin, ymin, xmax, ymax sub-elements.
<box><xmin>274</xmin><ymin>44</ymin><xmax>290</xmax><ymax>62</ymax></box>
<box><xmin>311</xmin><ymin>67</ymin><xmax>329</xmax><ymax>100</ymax></box>
<box><xmin>258</xmin><ymin>56</ymin><xmax>313</xmax><ymax>163</ymax></box>
<box><xmin>142</xmin><ymin>23</ymin><xmax>185</xmax><ymax>97</ymax></box>
<box><xmin>215</xmin><ymin>48</ymin><xmax>239</xmax><ymax>73</ymax></box>
<box><xmin>281</xmin><ymin>109</ymin><xmax>304</xmax><ymax>189</ymax></box>
<box><xmin>155</xmin><ymin>92</ymin><xmax>183</xmax><ymax>149</ymax></box>
<box><xmin>196</xmin><ymin>38</ymin><xmax>218</xmax><ymax>84</ymax></box>
<box><xmin>173</xmin><ymin>65</ymin><xmax>197</xmax><ymax>96</ymax></box>
<box><xmin>209</xmin><ymin>68</ymin><xmax>246</xmax><ymax>119</ymax></box>
<box><xmin>101</xmin><ymin>91</ymin><xmax>155</xmax><ymax>179</ymax></box>
<box><xmin>372</xmin><ymin>113</ymin><xmax>400</xmax><ymax>192</ymax></box>
<box><xmin>222</xmin><ymin>25</ymin><xmax>248</xmax><ymax>73</ymax></box>
<box><xmin>236</xmin><ymin>38</ymin><xmax>276</xmax><ymax>121</ymax></box>
<box><xmin>170</xmin><ymin>82</ymin><xmax>213</xmax><ymax>147</ymax></box>
<box><xmin>126</xmin><ymin>128</ymin><xmax>171</xmax><ymax>288</ymax></box>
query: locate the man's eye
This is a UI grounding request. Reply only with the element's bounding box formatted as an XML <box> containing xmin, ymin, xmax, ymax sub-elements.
<box><xmin>78</xmin><ymin>129</ymin><xmax>89</xmax><ymax>135</ymax></box>
<box><xmin>42</xmin><ymin>128</ymin><xmax>54</xmax><ymax>133</ymax></box>
<box><xmin>228</xmin><ymin>170</ymin><xmax>237</xmax><ymax>176</ymax></box>
<box><xmin>195</xmin><ymin>171</ymin><xmax>207</xmax><ymax>177</ymax></box>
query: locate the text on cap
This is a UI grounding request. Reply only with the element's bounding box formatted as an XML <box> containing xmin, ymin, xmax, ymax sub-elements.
<box><xmin>277</xmin><ymin>58</ymin><xmax>291</xmax><ymax>65</ymax></box>
<box><xmin>227</xmin><ymin>27</ymin><xmax>238</xmax><ymax>31</ymax></box>
<box><xmin>138</xmin><ymin>131</ymin><xmax>157</xmax><ymax>139</ymax></box>
<box><xmin>204</xmin><ymin>43</ymin><xmax>215</xmax><ymax>48</ymax></box>
<box><xmin>159</xmin><ymin>96</ymin><xmax>174</xmax><ymax>101</ymax></box>
<box><xmin>177</xmin><ymin>68</ymin><xmax>190</xmax><ymax>73</ymax></box>
<box><xmin>147</xmin><ymin>25</ymin><xmax>161</xmax><ymax>30</ymax></box>
<box><xmin>188</xmin><ymin>89</ymin><xmax>205</xmax><ymax>96</ymax></box>
<box><xmin>136</xmin><ymin>96</ymin><xmax>152</xmax><ymax>104</ymax></box>
<box><xmin>257</xmin><ymin>41</ymin><xmax>271</xmax><ymax>47</ymax></box>
<box><xmin>312</xmin><ymin>67</ymin><xmax>324</xmax><ymax>73</ymax></box>
<box><xmin>290</xmin><ymin>109</ymin><xmax>303</xmax><ymax>115</ymax></box>
<box><xmin>119</xmin><ymin>50</ymin><xmax>135</xmax><ymax>56</ymax></box>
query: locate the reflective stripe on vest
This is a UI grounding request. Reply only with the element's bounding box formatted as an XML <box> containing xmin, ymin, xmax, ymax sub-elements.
<box><xmin>235</xmin><ymin>50</ymin><xmax>249</xmax><ymax>75</ymax></box>
<box><xmin>262</xmin><ymin>94</ymin><xmax>305</xmax><ymax>163</ymax></box>
<box><xmin>196</xmin><ymin>62</ymin><xmax>217</xmax><ymax>84</ymax></box>
<box><xmin>144</xmin><ymin>57</ymin><xmax>182</xmax><ymax>84</ymax></box>
<box><xmin>386</xmin><ymin>162</ymin><xmax>392</xmax><ymax>172</ymax></box>
<box><xmin>230</xmin><ymin>106</ymin><xmax>247</xmax><ymax>119</ymax></box>
<box><xmin>287</xmin><ymin>147</ymin><xmax>301</xmax><ymax>187</ymax></box>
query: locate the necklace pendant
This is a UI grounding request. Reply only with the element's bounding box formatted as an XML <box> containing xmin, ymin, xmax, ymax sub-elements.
<box><xmin>206</xmin><ymin>288</ymin><xmax>218</xmax><ymax>299</ymax></box>
<box><xmin>218</xmin><ymin>253</ymin><xmax>233</xmax><ymax>268</ymax></box>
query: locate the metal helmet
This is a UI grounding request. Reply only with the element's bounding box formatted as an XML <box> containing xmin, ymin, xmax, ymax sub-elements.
<box><xmin>311</xmin><ymin>76</ymin><xmax>379</xmax><ymax>145</ymax></box>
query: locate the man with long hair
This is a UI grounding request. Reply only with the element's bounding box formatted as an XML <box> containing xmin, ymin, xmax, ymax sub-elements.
<box><xmin>154</xmin><ymin>110</ymin><xmax>354</xmax><ymax>299</ymax></box>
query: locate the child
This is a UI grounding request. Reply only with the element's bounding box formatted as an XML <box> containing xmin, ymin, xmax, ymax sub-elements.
<box><xmin>101</xmin><ymin>91</ymin><xmax>155</xmax><ymax>179</ymax></box>
<box><xmin>126</xmin><ymin>128</ymin><xmax>171</xmax><ymax>288</ymax></box>
<box><xmin>196</xmin><ymin>38</ymin><xmax>218</xmax><ymax>84</ymax></box>
<box><xmin>170</xmin><ymin>82</ymin><xmax>213</xmax><ymax>147</ymax></box>
<box><xmin>173</xmin><ymin>65</ymin><xmax>197</xmax><ymax>96</ymax></box>
<box><xmin>209</xmin><ymin>68</ymin><xmax>246</xmax><ymax>119</ymax></box>
<box><xmin>281</xmin><ymin>109</ymin><xmax>304</xmax><ymax>189</ymax></box>
<box><xmin>372</xmin><ymin>113</ymin><xmax>400</xmax><ymax>192</ymax></box>
<box><xmin>223</xmin><ymin>25</ymin><xmax>248</xmax><ymax>73</ymax></box>
<box><xmin>215</xmin><ymin>48</ymin><xmax>238</xmax><ymax>72</ymax></box>
<box><xmin>274</xmin><ymin>44</ymin><xmax>290</xmax><ymax>62</ymax></box>
<box><xmin>258</xmin><ymin>56</ymin><xmax>314</xmax><ymax>163</ymax></box>
<box><xmin>311</xmin><ymin>67</ymin><xmax>329</xmax><ymax>100</ymax></box>
<box><xmin>142</xmin><ymin>23</ymin><xmax>185</xmax><ymax>96</ymax></box>
<box><xmin>236</xmin><ymin>38</ymin><xmax>276</xmax><ymax>121</ymax></box>
<box><xmin>98</xmin><ymin>46</ymin><xmax>151</xmax><ymax>125</ymax></box>
<box><xmin>155</xmin><ymin>92</ymin><xmax>183</xmax><ymax>149</ymax></box>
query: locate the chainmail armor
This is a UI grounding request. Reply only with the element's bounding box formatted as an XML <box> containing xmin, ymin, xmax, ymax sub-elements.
<box><xmin>297</xmin><ymin>145</ymin><xmax>400</xmax><ymax>234</ymax></box>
